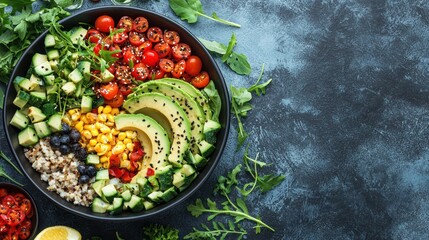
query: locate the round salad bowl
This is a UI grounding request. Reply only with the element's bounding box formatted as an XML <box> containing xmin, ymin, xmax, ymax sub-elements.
<box><xmin>3</xmin><ymin>6</ymin><xmax>230</xmax><ymax>221</ymax></box>
<box><xmin>0</xmin><ymin>182</ymin><xmax>39</xmax><ymax>239</ymax></box>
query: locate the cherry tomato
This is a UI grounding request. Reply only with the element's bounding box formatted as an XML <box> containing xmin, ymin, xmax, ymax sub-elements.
<box><xmin>0</xmin><ymin>204</ymin><xmax>8</xmax><ymax>214</ymax></box>
<box><xmin>99</xmin><ymin>82</ymin><xmax>119</xmax><ymax>100</ymax></box>
<box><xmin>132</xmin><ymin>63</ymin><xmax>150</xmax><ymax>80</ymax></box>
<box><xmin>147</xmin><ymin>27</ymin><xmax>163</xmax><ymax>43</ymax></box>
<box><xmin>119</xmin><ymin>84</ymin><xmax>134</xmax><ymax>97</ymax></box>
<box><xmin>109</xmin><ymin>44</ymin><xmax>123</xmax><ymax>58</ymax></box>
<box><xmin>191</xmin><ymin>71</ymin><xmax>210</xmax><ymax>88</ymax></box>
<box><xmin>141</xmin><ymin>50</ymin><xmax>159</xmax><ymax>67</ymax></box>
<box><xmin>117</xmin><ymin>16</ymin><xmax>133</xmax><ymax>32</ymax></box>
<box><xmin>121</xmin><ymin>171</ymin><xmax>132</xmax><ymax>183</ymax></box>
<box><xmin>171</xmin><ymin>60</ymin><xmax>186</xmax><ymax>78</ymax></box>
<box><xmin>123</xmin><ymin>47</ymin><xmax>137</xmax><ymax>65</ymax></box>
<box><xmin>109</xmin><ymin>154</ymin><xmax>120</xmax><ymax>168</ymax></box>
<box><xmin>102</xmin><ymin>36</ymin><xmax>113</xmax><ymax>49</ymax></box>
<box><xmin>181</xmin><ymin>72</ymin><xmax>193</xmax><ymax>82</ymax></box>
<box><xmin>104</xmin><ymin>93</ymin><xmax>124</xmax><ymax>108</ymax></box>
<box><xmin>137</xmin><ymin>41</ymin><xmax>153</xmax><ymax>53</ymax></box>
<box><xmin>153</xmin><ymin>42</ymin><xmax>171</xmax><ymax>58</ymax></box>
<box><xmin>86</xmin><ymin>29</ymin><xmax>102</xmax><ymax>43</ymax></box>
<box><xmin>159</xmin><ymin>58</ymin><xmax>174</xmax><ymax>72</ymax></box>
<box><xmin>6</xmin><ymin>209</ymin><xmax>25</xmax><ymax>227</ymax></box>
<box><xmin>150</xmin><ymin>68</ymin><xmax>166</xmax><ymax>80</ymax></box>
<box><xmin>109</xmin><ymin>167</ymin><xmax>124</xmax><ymax>178</ymax></box>
<box><xmin>129</xmin><ymin>151</ymin><xmax>143</xmax><ymax>162</ymax></box>
<box><xmin>2</xmin><ymin>196</ymin><xmax>17</xmax><ymax>209</ymax></box>
<box><xmin>115</xmin><ymin>66</ymin><xmax>132</xmax><ymax>85</ymax></box>
<box><xmin>133</xmin><ymin>17</ymin><xmax>149</xmax><ymax>33</ymax></box>
<box><xmin>93</xmin><ymin>43</ymin><xmax>102</xmax><ymax>56</ymax></box>
<box><xmin>129</xmin><ymin>31</ymin><xmax>147</xmax><ymax>46</ymax></box>
<box><xmin>172</xmin><ymin>43</ymin><xmax>191</xmax><ymax>60</ymax></box>
<box><xmin>17</xmin><ymin>221</ymin><xmax>31</xmax><ymax>240</ymax></box>
<box><xmin>113</xmin><ymin>31</ymin><xmax>128</xmax><ymax>44</ymax></box>
<box><xmin>95</xmin><ymin>15</ymin><xmax>115</xmax><ymax>33</ymax></box>
<box><xmin>0</xmin><ymin>189</ymin><xmax>7</xmax><ymax>198</ymax></box>
<box><xmin>185</xmin><ymin>55</ymin><xmax>203</xmax><ymax>77</ymax></box>
<box><xmin>0</xmin><ymin>223</ymin><xmax>8</xmax><ymax>233</ymax></box>
<box><xmin>146</xmin><ymin>168</ymin><xmax>155</xmax><ymax>177</ymax></box>
<box><xmin>164</xmin><ymin>30</ymin><xmax>180</xmax><ymax>45</ymax></box>
<box><xmin>6</xmin><ymin>226</ymin><xmax>19</xmax><ymax>240</ymax></box>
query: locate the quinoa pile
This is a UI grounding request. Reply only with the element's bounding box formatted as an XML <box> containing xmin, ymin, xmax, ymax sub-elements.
<box><xmin>24</xmin><ymin>139</ymin><xmax>95</xmax><ymax>207</ymax></box>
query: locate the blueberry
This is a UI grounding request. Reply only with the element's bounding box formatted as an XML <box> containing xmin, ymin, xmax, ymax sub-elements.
<box><xmin>86</xmin><ymin>165</ymin><xmax>97</xmax><ymax>178</ymax></box>
<box><xmin>71</xmin><ymin>143</ymin><xmax>81</xmax><ymax>152</ymax></box>
<box><xmin>59</xmin><ymin>135</ymin><xmax>70</xmax><ymax>144</ymax></box>
<box><xmin>76</xmin><ymin>148</ymin><xmax>88</xmax><ymax>161</ymax></box>
<box><xmin>49</xmin><ymin>135</ymin><xmax>61</xmax><ymax>148</ymax></box>
<box><xmin>61</xmin><ymin>123</ymin><xmax>71</xmax><ymax>133</ymax></box>
<box><xmin>77</xmin><ymin>165</ymin><xmax>86</xmax><ymax>175</ymax></box>
<box><xmin>78</xmin><ymin>174</ymin><xmax>90</xmax><ymax>184</ymax></box>
<box><xmin>59</xmin><ymin>144</ymin><xmax>70</xmax><ymax>154</ymax></box>
<box><xmin>69</xmin><ymin>129</ymin><xmax>81</xmax><ymax>143</ymax></box>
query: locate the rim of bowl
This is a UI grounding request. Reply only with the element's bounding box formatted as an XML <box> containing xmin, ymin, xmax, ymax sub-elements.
<box><xmin>0</xmin><ymin>182</ymin><xmax>39</xmax><ymax>239</ymax></box>
<box><xmin>3</xmin><ymin>6</ymin><xmax>230</xmax><ymax>221</ymax></box>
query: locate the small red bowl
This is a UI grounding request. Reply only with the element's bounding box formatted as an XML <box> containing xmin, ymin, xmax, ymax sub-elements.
<box><xmin>0</xmin><ymin>182</ymin><xmax>38</xmax><ymax>240</ymax></box>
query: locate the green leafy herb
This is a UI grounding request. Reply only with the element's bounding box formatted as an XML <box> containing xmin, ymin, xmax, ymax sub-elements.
<box><xmin>214</xmin><ymin>164</ymin><xmax>242</xmax><ymax>195</ymax></box>
<box><xmin>1</xmin><ymin>0</ymin><xmax>35</xmax><ymax>12</ymax></box>
<box><xmin>199</xmin><ymin>34</ymin><xmax>252</xmax><ymax>75</ymax></box>
<box><xmin>184</xmin><ymin>220</ymin><xmax>247</xmax><ymax>240</ymax></box>
<box><xmin>248</xmin><ymin>63</ymin><xmax>272</xmax><ymax>96</ymax></box>
<box><xmin>187</xmin><ymin>198</ymin><xmax>274</xmax><ymax>232</ymax></box>
<box><xmin>0</xmin><ymin>165</ymin><xmax>23</xmax><ymax>186</ymax></box>
<box><xmin>169</xmin><ymin>0</ymin><xmax>240</xmax><ymax>27</ymax></box>
<box><xmin>0</xmin><ymin>150</ymin><xmax>23</xmax><ymax>176</ymax></box>
<box><xmin>143</xmin><ymin>224</ymin><xmax>179</xmax><ymax>240</ymax></box>
<box><xmin>202</xmin><ymin>80</ymin><xmax>222</xmax><ymax>123</ymax></box>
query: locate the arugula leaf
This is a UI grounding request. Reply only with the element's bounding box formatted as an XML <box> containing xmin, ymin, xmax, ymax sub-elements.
<box><xmin>143</xmin><ymin>224</ymin><xmax>179</xmax><ymax>240</ymax></box>
<box><xmin>214</xmin><ymin>164</ymin><xmax>242</xmax><ymax>195</ymax></box>
<box><xmin>257</xmin><ymin>174</ymin><xmax>285</xmax><ymax>193</ymax></box>
<box><xmin>184</xmin><ymin>220</ymin><xmax>247</xmax><ymax>240</ymax></box>
<box><xmin>169</xmin><ymin>0</ymin><xmax>241</xmax><ymax>27</ymax></box>
<box><xmin>231</xmin><ymin>86</ymin><xmax>251</xmax><ymax>149</ymax></box>
<box><xmin>248</xmin><ymin>63</ymin><xmax>272</xmax><ymax>96</ymax></box>
<box><xmin>202</xmin><ymin>80</ymin><xmax>222</xmax><ymax>123</ymax></box>
<box><xmin>221</xmin><ymin>33</ymin><xmax>236</xmax><ymax>62</ymax></box>
<box><xmin>197</xmin><ymin>37</ymin><xmax>226</xmax><ymax>55</ymax></box>
<box><xmin>226</xmin><ymin>52</ymin><xmax>252</xmax><ymax>75</ymax></box>
<box><xmin>0</xmin><ymin>165</ymin><xmax>23</xmax><ymax>186</ymax></box>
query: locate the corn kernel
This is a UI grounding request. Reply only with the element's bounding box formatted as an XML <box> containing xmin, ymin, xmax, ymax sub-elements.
<box><xmin>120</xmin><ymin>160</ymin><xmax>130</xmax><ymax>169</ymax></box>
<box><xmin>68</xmin><ymin>109</ymin><xmax>76</xmax><ymax>115</ymax></box>
<box><xmin>118</xmin><ymin>132</ymin><xmax>126</xmax><ymax>141</ymax></box>
<box><xmin>71</xmin><ymin>112</ymin><xmax>81</xmax><ymax>121</ymax></box>
<box><xmin>121</xmin><ymin>152</ymin><xmax>128</xmax><ymax>160</ymax></box>
<box><xmin>106</xmin><ymin>122</ymin><xmax>115</xmax><ymax>127</ymax></box>
<box><xmin>111</xmin><ymin>108</ymin><xmax>120</xmax><ymax>115</ymax></box>
<box><xmin>95</xmin><ymin>143</ymin><xmax>109</xmax><ymax>155</ymax></box>
<box><xmin>98</xmin><ymin>106</ymin><xmax>104</xmax><ymax>114</ymax></box>
<box><xmin>126</xmin><ymin>142</ymin><xmax>134</xmax><ymax>152</ymax></box>
<box><xmin>112</xmin><ymin>129</ymin><xmax>120</xmax><ymax>135</ymax></box>
<box><xmin>103</xmin><ymin>105</ymin><xmax>112</xmax><ymax>114</ymax></box>
<box><xmin>112</xmin><ymin>144</ymin><xmax>125</xmax><ymax>155</ymax></box>
<box><xmin>100</xmin><ymin>156</ymin><xmax>109</xmax><ymax>163</ymax></box>
<box><xmin>123</xmin><ymin>138</ymin><xmax>132</xmax><ymax>145</ymax></box>
<box><xmin>100</xmin><ymin>135</ymin><xmax>110</xmax><ymax>144</ymax></box>
<box><xmin>95</xmin><ymin>163</ymin><xmax>102</xmax><ymax>169</ymax></box>
<box><xmin>90</xmin><ymin>129</ymin><xmax>99</xmax><ymax>137</ymax></box>
<box><xmin>100</xmin><ymin>125</ymin><xmax>110</xmax><ymax>134</ymax></box>
<box><xmin>82</xmin><ymin>130</ymin><xmax>92</xmax><ymax>139</ymax></box>
<box><xmin>89</xmin><ymin>139</ymin><xmax>97</xmax><ymax>146</ymax></box>
<box><xmin>75</xmin><ymin>121</ymin><xmax>84</xmax><ymax>132</ymax></box>
<box><xmin>98</xmin><ymin>113</ymin><xmax>107</xmax><ymax>122</ymax></box>
<box><xmin>102</xmin><ymin>162</ymin><xmax>109</xmax><ymax>169</ymax></box>
<box><xmin>107</xmin><ymin>114</ymin><xmax>115</xmax><ymax>123</ymax></box>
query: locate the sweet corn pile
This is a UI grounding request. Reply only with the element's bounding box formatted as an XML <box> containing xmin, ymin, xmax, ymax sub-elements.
<box><xmin>63</xmin><ymin>106</ymin><xmax>139</xmax><ymax>170</ymax></box>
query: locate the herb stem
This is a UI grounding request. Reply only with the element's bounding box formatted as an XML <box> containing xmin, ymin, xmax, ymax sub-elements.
<box><xmin>195</xmin><ymin>12</ymin><xmax>241</xmax><ymax>28</ymax></box>
<box><xmin>0</xmin><ymin>151</ymin><xmax>23</xmax><ymax>175</ymax></box>
<box><xmin>201</xmin><ymin>208</ymin><xmax>274</xmax><ymax>231</ymax></box>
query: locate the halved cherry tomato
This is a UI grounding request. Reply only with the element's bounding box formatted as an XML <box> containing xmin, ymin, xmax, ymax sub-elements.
<box><xmin>159</xmin><ymin>58</ymin><xmax>174</xmax><ymax>72</ymax></box>
<box><xmin>2</xmin><ymin>196</ymin><xmax>17</xmax><ymax>209</ymax></box>
<box><xmin>172</xmin><ymin>43</ymin><xmax>191</xmax><ymax>60</ymax></box>
<box><xmin>185</xmin><ymin>55</ymin><xmax>203</xmax><ymax>76</ymax></box>
<box><xmin>113</xmin><ymin>31</ymin><xmax>128</xmax><ymax>44</ymax></box>
<box><xmin>132</xmin><ymin>63</ymin><xmax>150</xmax><ymax>80</ymax></box>
<box><xmin>12</xmin><ymin>194</ymin><xmax>25</xmax><ymax>205</ymax></box>
<box><xmin>104</xmin><ymin>93</ymin><xmax>124</xmax><ymax>108</ymax></box>
<box><xmin>19</xmin><ymin>199</ymin><xmax>31</xmax><ymax>217</ymax></box>
<box><xmin>150</xmin><ymin>68</ymin><xmax>166</xmax><ymax>80</ymax></box>
<box><xmin>93</xmin><ymin>43</ymin><xmax>102</xmax><ymax>56</ymax></box>
<box><xmin>137</xmin><ymin>41</ymin><xmax>153</xmax><ymax>53</ymax></box>
<box><xmin>181</xmin><ymin>72</ymin><xmax>193</xmax><ymax>82</ymax></box>
<box><xmin>95</xmin><ymin>15</ymin><xmax>115</xmax><ymax>33</ymax></box>
<box><xmin>133</xmin><ymin>17</ymin><xmax>149</xmax><ymax>33</ymax></box>
<box><xmin>109</xmin><ymin>44</ymin><xmax>123</xmax><ymax>58</ymax></box>
<box><xmin>164</xmin><ymin>30</ymin><xmax>180</xmax><ymax>45</ymax></box>
<box><xmin>6</xmin><ymin>209</ymin><xmax>25</xmax><ymax>227</ymax></box>
<box><xmin>147</xmin><ymin>27</ymin><xmax>163</xmax><ymax>43</ymax></box>
<box><xmin>119</xmin><ymin>84</ymin><xmax>133</xmax><ymax>97</ymax></box>
<box><xmin>109</xmin><ymin>154</ymin><xmax>120</xmax><ymax>167</ymax></box>
<box><xmin>129</xmin><ymin>151</ymin><xmax>143</xmax><ymax>162</ymax></box>
<box><xmin>109</xmin><ymin>167</ymin><xmax>124</xmax><ymax>178</ymax></box>
<box><xmin>117</xmin><ymin>16</ymin><xmax>133</xmax><ymax>32</ymax></box>
<box><xmin>153</xmin><ymin>42</ymin><xmax>171</xmax><ymax>58</ymax></box>
<box><xmin>171</xmin><ymin>60</ymin><xmax>186</xmax><ymax>78</ymax></box>
<box><xmin>123</xmin><ymin>47</ymin><xmax>137</xmax><ymax>65</ymax></box>
<box><xmin>121</xmin><ymin>171</ymin><xmax>132</xmax><ymax>183</ymax></box>
<box><xmin>129</xmin><ymin>31</ymin><xmax>146</xmax><ymax>46</ymax></box>
<box><xmin>191</xmin><ymin>71</ymin><xmax>210</xmax><ymax>88</ymax></box>
<box><xmin>86</xmin><ymin>29</ymin><xmax>103</xmax><ymax>43</ymax></box>
<box><xmin>0</xmin><ymin>223</ymin><xmax>8</xmax><ymax>233</ymax></box>
<box><xmin>115</xmin><ymin>66</ymin><xmax>132</xmax><ymax>85</ymax></box>
<box><xmin>17</xmin><ymin>220</ymin><xmax>31</xmax><ymax>240</ymax></box>
<box><xmin>99</xmin><ymin>82</ymin><xmax>119</xmax><ymax>100</ymax></box>
<box><xmin>0</xmin><ymin>204</ymin><xmax>8</xmax><ymax>214</ymax></box>
<box><xmin>6</xmin><ymin>226</ymin><xmax>19</xmax><ymax>240</ymax></box>
<box><xmin>146</xmin><ymin>168</ymin><xmax>155</xmax><ymax>177</ymax></box>
<box><xmin>141</xmin><ymin>50</ymin><xmax>159</xmax><ymax>67</ymax></box>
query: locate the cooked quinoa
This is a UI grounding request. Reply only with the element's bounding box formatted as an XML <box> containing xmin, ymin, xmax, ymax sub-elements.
<box><xmin>24</xmin><ymin>139</ymin><xmax>95</xmax><ymax>207</ymax></box>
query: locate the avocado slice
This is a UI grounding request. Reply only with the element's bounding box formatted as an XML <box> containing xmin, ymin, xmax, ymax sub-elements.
<box><xmin>114</xmin><ymin>114</ymin><xmax>171</xmax><ymax>181</ymax></box>
<box><xmin>130</xmin><ymin>81</ymin><xmax>205</xmax><ymax>154</ymax></box>
<box><xmin>157</xmin><ymin>78</ymin><xmax>212</xmax><ymax>121</ymax></box>
<box><xmin>123</xmin><ymin>92</ymin><xmax>191</xmax><ymax>167</ymax></box>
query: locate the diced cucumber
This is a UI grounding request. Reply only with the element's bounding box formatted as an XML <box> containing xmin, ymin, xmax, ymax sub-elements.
<box><xmin>28</xmin><ymin>91</ymin><xmax>46</xmax><ymax>108</ymax></box>
<box><xmin>61</xmin><ymin>82</ymin><xmax>76</xmax><ymax>95</ymax></box>
<box><xmin>47</xmin><ymin>113</ymin><xmax>62</xmax><ymax>132</ymax></box>
<box><xmin>86</xmin><ymin>154</ymin><xmax>100</xmax><ymax>165</ymax></box>
<box><xmin>101</xmin><ymin>184</ymin><xmax>117</xmax><ymax>202</ymax></box>
<box><xmin>81</xmin><ymin>95</ymin><xmax>92</xmax><ymax>113</ymax></box>
<box><xmin>46</xmin><ymin>84</ymin><xmax>58</xmax><ymax>95</ymax></box>
<box><xmin>180</xmin><ymin>164</ymin><xmax>196</xmax><ymax>177</ymax></box>
<box><xmin>34</xmin><ymin>61</ymin><xmax>53</xmax><ymax>76</ymax></box>
<box><xmin>91</xmin><ymin>197</ymin><xmax>109</xmax><ymax>213</ymax></box>
<box><xmin>148</xmin><ymin>176</ymin><xmax>159</xmax><ymax>191</ymax></box>
<box><xmin>120</xmin><ymin>189</ymin><xmax>132</xmax><ymax>201</ymax></box>
<box><xmin>135</xmin><ymin>177</ymin><xmax>153</xmax><ymax>198</ymax></box>
<box><xmin>160</xmin><ymin>187</ymin><xmax>178</xmax><ymax>202</ymax></box>
<box><xmin>172</xmin><ymin>171</ymin><xmax>186</xmax><ymax>189</ymax></box>
<box><xmin>69</xmin><ymin>27</ymin><xmax>88</xmax><ymax>45</ymax></box>
<box><xmin>187</xmin><ymin>152</ymin><xmax>208</xmax><ymax>170</ymax></box>
<box><xmin>128</xmin><ymin>195</ymin><xmax>144</xmax><ymax>212</ymax></box>
<box><xmin>43</xmin><ymin>74</ymin><xmax>55</xmax><ymax>86</ymax></box>
<box><xmin>28</xmin><ymin>106</ymin><xmax>46</xmax><ymax>123</ymax></box>
<box><xmin>95</xmin><ymin>169</ymin><xmax>109</xmax><ymax>181</ymax></box>
<box><xmin>18</xmin><ymin>127</ymin><xmax>39</xmax><ymax>147</ymax></box>
<box><xmin>49</xmin><ymin>60</ymin><xmax>59</xmax><ymax>71</ymax></box>
<box><xmin>109</xmin><ymin>197</ymin><xmax>123</xmax><ymax>215</ymax></box>
<box><xmin>33</xmin><ymin>121</ymin><xmax>52</xmax><ymax>138</ymax></box>
<box><xmin>92</xmin><ymin>179</ymin><xmax>108</xmax><ymax>197</ymax></box>
<box><xmin>13</xmin><ymin>91</ymin><xmax>30</xmax><ymax>109</ymax></box>
<box><xmin>14</xmin><ymin>76</ymin><xmax>32</xmax><ymax>91</ymax></box>
<box><xmin>32</xmin><ymin>53</ymin><xmax>48</xmax><ymax>67</ymax></box>
<box><xmin>47</xmin><ymin>49</ymin><xmax>60</xmax><ymax>60</ymax></box>
<box><xmin>203</xmin><ymin>119</ymin><xmax>221</xmax><ymax>144</ymax></box>
<box><xmin>147</xmin><ymin>191</ymin><xmax>163</xmax><ymax>204</ymax></box>
<box><xmin>101</xmin><ymin>69</ymin><xmax>115</xmax><ymax>82</ymax></box>
<box><xmin>9</xmin><ymin>110</ymin><xmax>29</xmax><ymax>130</ymax></box>
<box><xmin>143</xmin><ymin>201</ymin><xmax>155</xmax><ymax>210</ymax></box>
<box><xmin>44</xmin><ymin>34</ymin><xmax>56</xmax><ymax>47</ymax></box>
<box><xmin>155</xmin><ymin>165</ymin><xmax>173</xmax><ymax>191</ymax></box>
<box><xmin>41</xmin><ymin>103</ymin><xmax>56</xmax><ymax>117</ymax></box>
<box><xmin>198</xmin><ymin>140</ymin><xmax>215</xmax><ymax>158</ymax></box>
<box><xmin>124</xmin><ymin>183</ymin><xmax>140</xmax><ymax>195</ymax></box>
<box><xmin>77</xmin><ymin>61</ymin><xmax>91</xmax><ymax>81</ymax></box>
<box><xmin>68</xmin><ymin>68</ymin><xmax>83</xmax><ymax>84</ymax></box>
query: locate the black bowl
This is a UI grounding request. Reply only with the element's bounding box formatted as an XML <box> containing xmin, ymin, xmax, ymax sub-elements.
<box><xmin>0</xmin><ymin>182</ymin><xmax>39</xmax><ymax>239</ymax></box>
<box><xmin>3</xmin><ymin>6</ymin><xmax>230</xmax><ymax>221</ymax></box>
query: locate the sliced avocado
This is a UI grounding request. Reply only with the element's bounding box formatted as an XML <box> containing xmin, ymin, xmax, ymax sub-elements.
<box><xmin>130</xmin><ymin>81</ymin><xmax>206</xmax><ymax>153</ymax></box>
<box><xmin>123</xmin><ymin>93</ymin><xmax>191</xmax><ymax>167</ymax></box>
<box><xmin>114</xmin><ymin>114</ymin><xmax>171</xmax><ymax>182</ymax></box>
<box><xmin>158</xmin><ymin>78</ymin><xmax>212</xmax><ymax>120</ymax></box>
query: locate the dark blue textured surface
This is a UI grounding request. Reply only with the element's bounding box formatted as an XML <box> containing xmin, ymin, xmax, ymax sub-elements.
<box><xmin>2</xmin><ymin>0</ymin><xmax>429</xmax><ymax>239</ymax></box>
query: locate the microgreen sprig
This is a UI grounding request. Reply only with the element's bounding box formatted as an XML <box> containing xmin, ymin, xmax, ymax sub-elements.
<box><xmin>0</xmin><ymin>150</ymin><xmax>23</xmax><ymax>176</ymax></box>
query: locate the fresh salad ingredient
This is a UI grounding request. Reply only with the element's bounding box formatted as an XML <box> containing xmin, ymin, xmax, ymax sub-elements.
<box><xmin>168</xmin><ymin>0</ymin><xmax>241</xmax><ymax>27</ymax></box>
<box><xmin>184</xmin><ymin>220</ymin><xmax>247</xmax><ymax>240</ymax></box>
<box><xmin>0</xmin><ymin>166</ymin><xmax>22</xmax><ymax>187</ymax></box>
<box><xmin>143</xmin><ymin>224</ymin><xmax>179</xmax><ymax>240</ymax></box>
<box><xmin>95</xmin><ymin>15</ymin><xmax>115</xmax><ymax>33</ymax></box>
<box><xmin>0</xmin><ymin>187</ymin><xmax>34</xmax><ymax>240</ymax></box>
<box><xmin>199</xmin><ymin>34</ymin><xmax>252</xmax><ymax>75</ymax></box>
<box><xmin>34</xmin><ymin>226</ymin><xmax>81</xmax><ymax>240</ymax></box>
<box><xmin>0</xmin><ymin>151</ymin><xmax>23</xmax><ymax>176</ymax></box>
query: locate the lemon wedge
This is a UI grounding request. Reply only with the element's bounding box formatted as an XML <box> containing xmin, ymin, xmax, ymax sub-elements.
<box><xmin>34</xmin><ymin>226</ymin><xmax>82</xmax><ymax>240</ymax></box>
